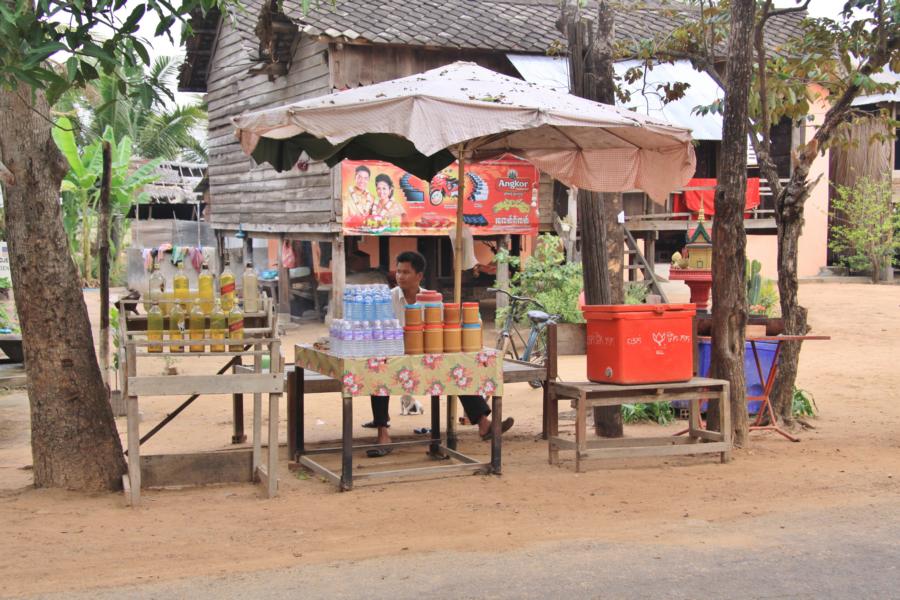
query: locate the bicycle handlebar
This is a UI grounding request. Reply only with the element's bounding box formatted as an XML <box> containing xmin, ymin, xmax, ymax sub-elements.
<box><xmin>487</xmin><ymin>287</ymin><xmax>548</xmax><ymax>313</ymax></box>
<box><xmin>487</xmin><ymin>287</ymin><xmax>532</xmax><ymax>304</ymax></box>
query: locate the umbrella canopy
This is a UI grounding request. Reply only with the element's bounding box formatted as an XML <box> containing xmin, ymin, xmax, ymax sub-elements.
<box><xmin>233</xmin><ymin>61</ymin><xmax>695</xmax><ymax>202</ymax></box>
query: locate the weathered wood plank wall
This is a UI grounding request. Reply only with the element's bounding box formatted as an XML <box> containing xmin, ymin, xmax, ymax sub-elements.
<box><xmin>206</xmin><ymin>26</ymin><xmax>335</xmax><ymax>234</ymax></box>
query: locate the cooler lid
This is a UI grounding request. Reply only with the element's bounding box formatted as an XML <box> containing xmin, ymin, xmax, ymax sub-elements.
<box><xmin>582</xmin><ymin>303</ymin><xmax>696</xmax><ymax>315</ymax></box>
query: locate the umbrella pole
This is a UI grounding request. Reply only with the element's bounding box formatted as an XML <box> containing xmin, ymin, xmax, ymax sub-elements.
<box><xmin>453</xmin><ymin>144</ymin><xmax>465</xmax><ymax>305</ymax></box>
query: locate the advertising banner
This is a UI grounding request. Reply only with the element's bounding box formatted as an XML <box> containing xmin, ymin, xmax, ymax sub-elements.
<box><xmin>341</xmin><ymin>154</ymin><xmax>539</xmax><ymax>236</ymax></box>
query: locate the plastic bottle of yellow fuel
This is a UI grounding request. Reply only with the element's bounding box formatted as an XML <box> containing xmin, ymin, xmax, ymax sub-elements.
<box><xmin>209</xmin><ymin>298</ymin><xmax>227</xmax><ymax>352</ymax></box>
<box><xmin>242</xmin><ymin>263</ymin><xmax>259</xmax><ymax>313</ymax></box>
<box><xmin>228</xmin><ymin>302</ymin><xmax>244</xmax><ymax>352</ymax></box>
<box><xmin>146</xmin><ymin>257</ymin><xmax>166</xmax><ymax>313</ymax></box>
<box><xmin>169</xmin><ymin>301</ymin><xmax>185</xmax><ymax>353</ymax></box>
<box><xmin>173</xmin><ymin>261</ymin><xmax>191</xmax><ymax>312</ymax></box>
<box><xmin>219</xmin><ymin>257</ymin><xmax>236</xmax><ymax>311</ymax></box>
<box><xmin>198</xmin><ymin>261</ymin><xmax>215</xmax><ymax>314</ymax></box>
<box><xmin>147</xmin><ymin>302</ymin><xmax>164</xmax><ymax>353</ymax></box>
<box><xmin>189</xmin><ymin>299</ymin><xmax>206</xmax><ymax>352</ymax></box>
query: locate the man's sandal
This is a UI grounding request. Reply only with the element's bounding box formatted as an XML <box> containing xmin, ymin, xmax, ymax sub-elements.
<box><xmin>366</xmin><ymin>447</ymin><xmax>394</xmax><ymax>458</ymax></box>
<box><xmin>480</xmin><ymin>417</ymin><xmax>515</xmax><ymax>441</ymax></box>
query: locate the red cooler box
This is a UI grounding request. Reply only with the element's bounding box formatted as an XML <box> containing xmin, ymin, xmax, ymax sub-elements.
<box><xmin>582</xmin><ymin>304</ymin><xmax>696</xmax><ymax>384</ymax></box>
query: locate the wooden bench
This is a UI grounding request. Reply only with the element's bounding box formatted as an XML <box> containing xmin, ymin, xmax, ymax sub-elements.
<box><xmin>547</xmin><ymin>377</ymin><xmax>732</xmax><ymax>472</ymax></box>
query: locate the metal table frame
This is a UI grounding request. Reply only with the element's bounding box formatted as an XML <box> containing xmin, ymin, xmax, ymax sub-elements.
<box><xmin>285</xmin><ymin>358</ymin><xmax>545</xmax><ymax>491</ymax></box>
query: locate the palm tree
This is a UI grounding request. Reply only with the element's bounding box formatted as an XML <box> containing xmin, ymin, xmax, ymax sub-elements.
<box><xmin>73</xmin><ymin>56</ymin><xmax>208</xmax><ymax>161</ymax></box>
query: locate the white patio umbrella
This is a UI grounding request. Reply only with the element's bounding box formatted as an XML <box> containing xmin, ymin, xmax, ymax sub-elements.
<box><xmin>232</xmin><ymin>61</ymin><xmax>696</xmax><ymax>302</ymax></box>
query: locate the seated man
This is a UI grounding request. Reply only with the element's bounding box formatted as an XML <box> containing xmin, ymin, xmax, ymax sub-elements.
<box><xmin>366</xmin><ymin>250</ymin><xmax>513</xmax><ymax>457</ymax></box>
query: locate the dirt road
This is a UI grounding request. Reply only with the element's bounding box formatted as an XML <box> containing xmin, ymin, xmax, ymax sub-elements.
<box><xmin>0</xmin><ymin>282</ymin><xmax>898</xmax><ymax>598</ymax></box>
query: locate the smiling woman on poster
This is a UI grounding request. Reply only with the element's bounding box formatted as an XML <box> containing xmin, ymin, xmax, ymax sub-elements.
<box><xmin>372</xmin><ymin>173</ymin><xmax>405</xmax><ymax>220</ymax></box>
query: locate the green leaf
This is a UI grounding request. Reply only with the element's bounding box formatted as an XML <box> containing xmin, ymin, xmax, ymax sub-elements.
<box><xmin>133</xmin><ymin>40</ymin><xmax>150</xmax><ymax>66</ymax></box>
<box><xmin>121</xmin><ymin>4</ymin><xmax>146</xmax><ymax>33</ymax></box>
<box><xmin>66</xmin><ymin>56</ymin><xmax>79</xmax><ymax>82</ymax></box>
<box><xmin>80</xmin><ymin>41</ymin><xmax>117</xmax><ymax>67</ymax></box>
<box><xmin>51</xmin><ymin>117</ymin><xmax>85</xmax><ymax>178</ymax></box>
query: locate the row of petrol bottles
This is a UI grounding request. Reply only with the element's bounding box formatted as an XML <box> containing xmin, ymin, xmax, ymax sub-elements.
<box><xmin>145</xmin><ymin>258</ymin><xmax>260</xmax><ymax>353</ymax></box>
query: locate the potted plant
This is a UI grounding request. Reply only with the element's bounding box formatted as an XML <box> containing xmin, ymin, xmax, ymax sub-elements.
<box><xmin>495</xmin><ymin>234</ymin><xmax>586</xmax><ymax>354</ymax></box>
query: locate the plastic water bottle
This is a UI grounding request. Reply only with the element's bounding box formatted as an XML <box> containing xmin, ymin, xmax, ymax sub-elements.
<box><xmin>343</xmin><ymin>289</ymin><xmax>352</xmax><ymax>321</ymax></box>
<box><xmin>378</xmin><ymin>288</ymin><xmax>391</xmax><ymax>320</ymax></box>
<box><xmin>353</xmin><ymin>286</ymin><xmax>365</xmax><ymax>322</ymax></box>
<box><xmin>330</xmin><ymin>319</ymin><xmax>341</xmax><ymax>355</ymax></box>
<box><xmin>341</xmin><ymin>320</ymin><xmax>353</xmax><ymax>357</ymax></box>
<box><xmin>371</xmin><ymin>320</ymin><xmax>384</xmax><ymax>355</ymax></box>
<box><xmin>360</xmin><ymin>320</ymin><xmax>373</xmax><ymax>355</ymax></box>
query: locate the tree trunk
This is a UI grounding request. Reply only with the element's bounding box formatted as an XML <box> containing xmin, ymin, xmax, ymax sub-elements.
<box><xmin>707</xmin><ymin>0</ymin><xmax>755</xmax><ymax>447</ymax></box>
<box><xmin>560</xmin><ymin>0</ymin><xmax>624</xmax><ymax>437</ymax></box>
<box><xmin>0</xmin><ymin>87</ymin><xmax>127</xmax><ymax>491</ymax></box>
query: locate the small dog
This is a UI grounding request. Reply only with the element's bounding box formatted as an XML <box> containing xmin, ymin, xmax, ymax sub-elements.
<box><xmin>400</xmin><ymin>395</ymin><xmax>425</xmax><ymax>416</ymax></box>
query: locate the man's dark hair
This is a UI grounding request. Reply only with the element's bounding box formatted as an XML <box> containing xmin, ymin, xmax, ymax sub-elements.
<box><xmin>355</xmin><ymin>165</ymin><xmax>371</xmax><ymax>176</ymax></box>
<box><xmin>396</xmin><ymin>250</ymin><xmax>426</xmax><ymax>274</ymax></box>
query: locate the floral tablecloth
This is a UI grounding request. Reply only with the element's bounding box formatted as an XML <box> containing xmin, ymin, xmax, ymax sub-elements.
<box><xmin>295</xmin><ymin>345</ymin><xmax>503</xmax><ymax>397</ymax></box>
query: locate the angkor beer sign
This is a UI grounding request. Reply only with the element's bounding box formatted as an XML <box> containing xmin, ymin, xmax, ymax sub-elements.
<box><xmin>341</xmin><ymin>154</ymin><xmax>539</xmax><ymax>236</ymax></box>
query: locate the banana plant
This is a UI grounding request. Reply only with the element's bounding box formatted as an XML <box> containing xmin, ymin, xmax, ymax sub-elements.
<box><xmin>53</xmin><ymin>117</ymin><xmax>161</xmax><ymax>283</ymax></box>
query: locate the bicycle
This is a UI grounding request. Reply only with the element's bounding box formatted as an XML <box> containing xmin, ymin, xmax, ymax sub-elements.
<box><xmin>488</xmin><ymin>287</ymin><xmax>560</xmax><ymax>388</ymax></box>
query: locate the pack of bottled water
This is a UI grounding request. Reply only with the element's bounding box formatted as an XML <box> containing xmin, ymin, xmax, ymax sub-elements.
<box><xmin>330</xmin><ymin>318</ymin><xmax>404</xmax><ymax>357</ymax></box>
<box><xmin>342</xmin><ymin>284</ymin><xmax>395</xmax><ymax>323</ymax></box>
<box><xmin>331</xmin><ymin>285</ymin><xmax>400</xmax><ymax>356</ymax></box>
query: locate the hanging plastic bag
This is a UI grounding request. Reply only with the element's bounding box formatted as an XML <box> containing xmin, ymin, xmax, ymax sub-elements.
<box><xmin>281</xmin><ymin>241</ymin><xmax>297</xmax><ymax>269</ymax></box>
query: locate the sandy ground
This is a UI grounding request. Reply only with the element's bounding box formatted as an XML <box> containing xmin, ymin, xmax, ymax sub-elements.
<box><xmin>0</xmin><ymin>282</ymin><xmax>898</xmax><ymax>598</ymax></box>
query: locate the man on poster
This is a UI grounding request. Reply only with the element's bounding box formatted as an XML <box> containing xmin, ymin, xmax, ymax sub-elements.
<box><xmin>346</xmin><ymin>164</ymin><xmax>375</xmax><ymax>217</ymax></box>
<box><xmin>365</xmin><ymin>251</ymin><xmax>513</xmax><ymax>457</ymax></box>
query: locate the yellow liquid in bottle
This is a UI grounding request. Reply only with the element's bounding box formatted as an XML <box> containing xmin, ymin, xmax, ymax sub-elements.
<box><xmin>242</xmin><ymin>265</ymin><xmax>259</xmax><ymax>313</ymax></box>
<box><xmin>209</xmin><ymin>300</ymin><xmax>227</xmax><ymax>352</ymax></box>
<box><xmin>198</xmin><ymin>267</ymin><xmax>215</xmax><ymax>314</ymax></box>
<box><xmin>220</xmin><ymin>268</ymin><xmax>236</xmax><ymax>312</ymax></box>
<box><xmin>147</xmin><ymin>304</ymin><xmax>164</xmax><ymax>353</ymax></box>
<box><xmin>228</xmin><ymin>304</ymin><xmax>244</xmax><ymax>352</ymax></box>
<box><xmin>173</xmin><ymin>264</ymin><xmax>190</xmax><ymax>312</ymax></box>
<box><xmin>169</xmin><ymin>303</ymin><xmax>185</xmax><ymax>353</ymax></box>
<box><xmin>189</xmin><ymin>301</ymin><xmax>206</xmax><ymax>352</ymax></box>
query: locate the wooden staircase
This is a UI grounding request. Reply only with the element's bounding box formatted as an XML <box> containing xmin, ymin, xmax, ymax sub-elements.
<box><xmin>623</xmin><ymin>228</ymin><xmax>669</xmax><ymax>303</ymax></box>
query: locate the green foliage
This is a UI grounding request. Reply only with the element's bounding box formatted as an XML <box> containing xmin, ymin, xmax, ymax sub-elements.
<box><xmin>791</xmin><ymin>387</ymin><xmax>816</xmax><ymax>418</ymax></box>
<box><xmin>58</xmin><ymin>56</ymin><xmax>209</xmax><ymax>162</ymax></box>
<box><xmin>621</xmin><ymin>402</ymin><xmax>675</xmax><ymax>425</ymax></box>
<box><xmin>829</xmin><ymin>177</ymin><xmax>899</xmax><ymax>282</ymax></box>
<box><xmin>495</xmin><ymin>234</ymin><xmax>584</xmax><ymax>324</ymax></box>
<box><xmin>621</xmin><ymin>1</ymin><xmax>899</xmax><ymax>151</ymax></box>
<box><xmin>0</xmin><ymin>0</ymin><xmax>236</xmax><ymax>106</ymax></box>
<box><xmin>745</xmin><ymin>259</ymin><xmax>778</xmax><ymax>316</ymax></box>
<box><xmin>110</xmin><ymin>306</ymin><xmax>120</xmax><ymax>371</ymax></box>
<box><xmin>0</xmin><ymin>277</ymin><xmax>10</xmax><ymax>290</ymax></box>
<box><xmin>53</xmin><ymin>116</ymin><xmax>162</xmax><ymax>282</ymax></box>
<box><xmin>0</xmin><ymin>304</ymin><xmax>19</xmax><ymax>333</ymax></box>
<box><xmin>624</xmin><ymin>281</ymin><xmax>650</xmax><ymax>305</ymax></box>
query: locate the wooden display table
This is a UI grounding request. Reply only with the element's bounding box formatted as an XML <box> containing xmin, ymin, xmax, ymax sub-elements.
<box><xmin>547</xmin><ymin>377</ymin><xmax>731</xmax><ymax>472</ymax></box>
<box><xmin>119</xmin><ymin>298</ymin><xmax>283</xmax><ymax>506</ymax></box>
<box><xmin>294</xmin><ymin>345</ymin><xmax>508</xmax><ymax>491</ymax></box>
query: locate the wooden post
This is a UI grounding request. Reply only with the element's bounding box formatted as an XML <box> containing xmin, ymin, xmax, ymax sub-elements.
<box><xmin>243</xmin><ymin>235</ymin><xmax>253</xmax><ymax>266</ymax></box>
<box><xmin>332</xmin><ymin>234</ymin><xmax>346</xmax><ymax>318</ymax></box>
<box><xmin>542</xmin><ymin>322</ymin><xmax>558</xmax><ymax>440</ymax></box>
<box><xmin>97</xmin><ymin>142</ymin><xmax>112</xmax><ymax>388</ymax></box>
<box><xmin>495</xmin><ymin>234</ymin><xmax>511</xmax><ymax>310</ymax></box>
<box><xmin>453</xmin><ymin>143</ymin><xmax>466</xmax><ymax>304</ymax></box>
<box><xmin>277</xmin><ymin>235</ymin><xmax>291</xmax><ymax>318</ymax></box>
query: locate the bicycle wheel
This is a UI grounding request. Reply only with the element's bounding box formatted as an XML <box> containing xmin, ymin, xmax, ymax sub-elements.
<box><xmin>525</xmin><ymin>328</ymin><xmax>548</xmax><ymax>388</ymax></box>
